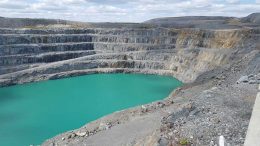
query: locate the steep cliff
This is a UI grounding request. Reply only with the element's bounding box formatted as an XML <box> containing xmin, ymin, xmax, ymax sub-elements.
<box><xmin>0</xmin><ymin>27</ymin><xmax>258</xmax><ymax>86</ymax></box>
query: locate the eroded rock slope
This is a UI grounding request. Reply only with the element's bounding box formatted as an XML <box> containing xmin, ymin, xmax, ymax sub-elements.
<box><xmin>0</xmin><ymin>27</ymin><xmax>259</xmax><ymax>86</ymax></box>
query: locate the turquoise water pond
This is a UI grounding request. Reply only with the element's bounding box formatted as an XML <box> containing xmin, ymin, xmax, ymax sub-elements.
<box><xmin>0</xmin><ymin>73</ymin><xmax>182</xmax><ymax>146</ymax></box>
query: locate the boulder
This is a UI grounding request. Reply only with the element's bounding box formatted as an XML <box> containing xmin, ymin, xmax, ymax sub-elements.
<box><xmin>75</xmin><ymin>131</ymin><xmax>87</xmax><ymax>137</ymax></box>
<box><xmin>237</xmin><ymin>76</ymin><xmax>249</xmax><ymax>84</ymax></box>
<box><xmin>249</xmin><ymin>80</ymin><xmax>257</xmax><ymax>84</ymax></box>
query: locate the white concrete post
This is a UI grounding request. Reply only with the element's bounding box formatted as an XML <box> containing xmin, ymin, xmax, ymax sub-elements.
<box><xmin>244</xmin><ymin>85</ymin><xmax>260</xmax><ymax>146</ymax></box>
<box><xmin>219</xmin><ymin>135</ymin><xmax>225</xmax><ymax>146</ymax></box>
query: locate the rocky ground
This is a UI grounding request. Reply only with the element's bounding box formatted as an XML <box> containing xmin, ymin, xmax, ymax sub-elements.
<box><xmin>0</xmin><ymin>13</ymin><xmax>259</xmax><ymax>146</ymax></box>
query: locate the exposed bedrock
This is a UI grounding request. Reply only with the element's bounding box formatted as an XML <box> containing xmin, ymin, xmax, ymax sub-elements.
<box><xmin>0</xmin><ymin>34</ymin><xmax>92</xmax><ymax>45</ymax></box>
<box><xmin>0</xmin><ymin>27</ymin><xmax>259</xmax><ymax>86</ymax></box>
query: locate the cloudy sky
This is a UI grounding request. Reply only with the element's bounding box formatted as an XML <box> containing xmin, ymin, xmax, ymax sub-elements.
<box><xmin>0</xmin><ymin>0</ymin><xmax>259</xmax><ymax>22</ymax></box>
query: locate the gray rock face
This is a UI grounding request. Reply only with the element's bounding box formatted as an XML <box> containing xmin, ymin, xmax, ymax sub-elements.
<box><xmin>0</xmin><ymin>26</ymin><xmax>259</xmax><ymax>86</ymax></box>
<box><xmin>0</xmin><ymin>34</ymin><xmax>92</xmax><ymax>45</ymax></box>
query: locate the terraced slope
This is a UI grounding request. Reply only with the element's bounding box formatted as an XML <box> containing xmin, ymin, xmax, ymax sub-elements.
<box><xmin>0</xmin><ymin>27</ymin><xmax>258</xmax><ymax>87</ymax></box>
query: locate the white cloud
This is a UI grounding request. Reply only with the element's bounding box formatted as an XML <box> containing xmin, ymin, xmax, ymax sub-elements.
<box><xmin>226</xmin><ymin>0</ymin><xmax>239</xmax><ymax>4</ymax></box>
<box><xmin>0</xmin><ymin>0</ymin><xmax>259</xmax><ymax>22</ymax></box>
<box><xmin>0</xmin><ymin>0</ymin><xmax>29</xmax><ymax>9</ymax></box>
<box><xmin>30</xmin><ymin>0</ymin><xmax>87</xmax><ymax>11</ymax></box>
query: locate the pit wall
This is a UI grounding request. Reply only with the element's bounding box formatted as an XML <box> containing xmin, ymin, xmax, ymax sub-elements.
<box><xmin>0</xmin><ymin>28</ymin><xmax>258</xmax><ymax>86</ymax></box>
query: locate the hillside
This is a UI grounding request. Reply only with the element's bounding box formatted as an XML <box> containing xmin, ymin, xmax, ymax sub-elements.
<box><xmin>241</xmin><ymin>13</ymin><xmax>260</xmax><ymax>24</ymax></box>
<box><xmin>144</xmin><ymin>13</ymin><xmax>260</xmax><ymax>29</ymax></box>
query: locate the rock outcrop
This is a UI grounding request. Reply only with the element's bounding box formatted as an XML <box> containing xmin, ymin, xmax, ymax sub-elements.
<box><xmin>0</xmin><ymin>27</ymin><xmax>258</xmax><ymax>86</ymax></box>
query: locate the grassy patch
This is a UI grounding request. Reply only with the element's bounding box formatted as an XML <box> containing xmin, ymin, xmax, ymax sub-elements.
<box><xmin>179</xmin><ymin>138</ymin><xmax>189</xmax><ymax>145</ymax></box>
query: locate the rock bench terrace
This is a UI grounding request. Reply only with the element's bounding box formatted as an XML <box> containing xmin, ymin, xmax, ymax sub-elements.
<box><xmin>1</xmin><ymin>26</ymin><xmax>259</xmax><ymax>86</ymax></box>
